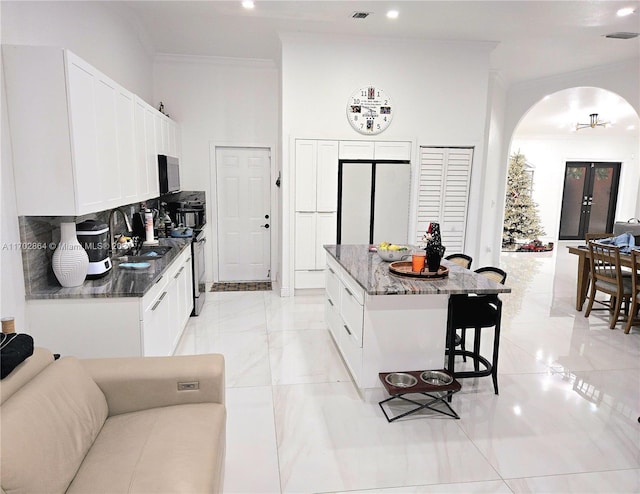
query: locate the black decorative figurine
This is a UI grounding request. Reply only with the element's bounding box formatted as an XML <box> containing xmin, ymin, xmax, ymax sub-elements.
<box><xmin>423</xmin><ymin>222</ymin><xmax>446</xmax><ymax>273</ymax></box>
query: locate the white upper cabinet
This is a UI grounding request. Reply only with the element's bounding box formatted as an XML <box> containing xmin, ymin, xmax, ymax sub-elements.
<box><xmin>339</xmin><ymin>140</ymin><xmax>411</xmax><ymax>161</ymax></box>
<box><xmin>316</xmin><ymin>141</ymin><xmax>339</xmax><ymax>212</ymax></box>
<box><xmin>339</xmin><ymin>141</ymin><xmax>375</xmax><ymax>160</ymax></box>
<box><xmin>134</xmin><ymin>97</ymin><xmax>160</xmax><ymax>201</ymax></box>
<box><xmin>374</xmin><ymin>141</ymin><xmax>412</xmax><ymax>161</ymax></box>
<box><xmin>2</xmin><ymin>45</ymin><xmax>175</xmax><ymax>215</ymax></box>
<box><xmin>295</xmin><ymin>139</ymin><xmax>339</xmax><ymax>212</ymax></box>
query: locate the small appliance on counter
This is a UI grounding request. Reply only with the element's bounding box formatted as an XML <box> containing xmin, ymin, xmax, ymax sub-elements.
<box><xmin>76</xmin><ymin>220</ymin><xmax>112</xmax><ymax>278</ymax></box>
<box><xmin>163</xmin><ymin>190</ymin><xmax>206</xmax><ymax>230</ymax></box>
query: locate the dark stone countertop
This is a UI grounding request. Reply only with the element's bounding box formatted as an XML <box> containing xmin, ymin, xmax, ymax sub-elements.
<box><xmin>324</xmin><ymin>244</ymin><xmax>511</xmax><ymax>296</ymax></box>
<box><xmin>26</xmin><ymin>238</ymin><xmax>192</xmax><ymax>300</ymax></box>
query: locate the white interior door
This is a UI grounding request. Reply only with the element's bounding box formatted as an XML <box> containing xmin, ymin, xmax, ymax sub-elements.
<box><xmin>216</xmin><ymin>147</ymin><xmax>271</xmax><ymax>281</ymax></box>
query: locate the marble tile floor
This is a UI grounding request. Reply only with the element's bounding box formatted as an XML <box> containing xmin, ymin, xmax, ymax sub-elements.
<box><xmin>175</xmin><ymin>242</ymin><xmax>640</xmax><ymax>493</ymax></box>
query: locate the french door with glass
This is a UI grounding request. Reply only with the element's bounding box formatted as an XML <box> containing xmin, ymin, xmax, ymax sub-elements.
<box><xmin>558</xmin><ymin>161</ymin><xmax>620</xmax><ymax>240</ymax></box>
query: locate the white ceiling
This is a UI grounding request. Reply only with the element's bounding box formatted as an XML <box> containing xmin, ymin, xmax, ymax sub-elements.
<box><xmin>117</xmin><ymin>0</ymin><xmax>640</xmax><ymax>137</ymax></box>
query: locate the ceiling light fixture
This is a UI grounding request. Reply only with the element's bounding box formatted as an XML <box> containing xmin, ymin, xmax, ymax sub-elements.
<box><xmin>242</xmin><ymin>1</ymin><xmax>254</xmax><ymax>9</ymax></box>
<box><xmin>386</xmin><ymin>10</ymin><xmax>399</xmax><ymax>19</ymax></box>
<box><xmin>617</xmin><ymin>7</ymin><xmax>636</xmax><ymax>17</ymax></box>
<box><xmin>575</xmin><ymin>113</ymin><xmax>610</xmax><ymax>131</ymax></box>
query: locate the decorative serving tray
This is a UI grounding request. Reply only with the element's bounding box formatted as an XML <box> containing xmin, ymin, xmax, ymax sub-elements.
<box><xmin>388</xmin><ymin>261</ymin><xmax>449</xmax><ymax>279</ymax></box>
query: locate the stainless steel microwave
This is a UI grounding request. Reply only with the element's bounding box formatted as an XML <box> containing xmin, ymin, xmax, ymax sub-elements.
<box><xmin>158</xmin><ymin>155</ymin><xmax>180</xmax><ymax>194</ymax></box>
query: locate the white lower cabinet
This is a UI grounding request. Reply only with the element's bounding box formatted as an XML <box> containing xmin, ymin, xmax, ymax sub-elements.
<box><xmin>324</xmin><ymin>253</ymin><xmax>450</xmax><ymax>393</ymax></box>
<box><xmin>26</xmin><ymin>247</ymin><xmax>194</xmax><ymax>359</ymax></box>
<box><xmin>325</xmin><ymin>256</ymin><xmax>364</xmax><ymax>386</ymax></box>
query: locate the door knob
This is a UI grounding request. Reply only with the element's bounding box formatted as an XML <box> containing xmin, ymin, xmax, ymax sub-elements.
<box><xmin>265</xmin><ymin>214</ymin><xmax>270</xmax><ymax>219</ymax></box>
<box><xmin>261</xmin><ymin>224</ymin><xmax>270</xmax><ymax>229</ymax></box>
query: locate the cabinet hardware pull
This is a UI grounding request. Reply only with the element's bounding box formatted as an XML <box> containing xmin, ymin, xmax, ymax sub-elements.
<box><xmin>154</xmin><ymin>275</ymin><xmax>163</xmax><ymax>284</ymax></box>
<box><xmin>152</xmin><ymin>292</ymin><xmax>167</xmax><ymax>311</ymax></box>
<box><xmin>328</xmin><ymin>267</ymin><xmax>335</xmax><ymax>274</ymax></box>
<box><xmin>328</xmin><ymin>298</ymin><xmax>334</xmax><ymax>306</ymax></box>
<box><xmin>343</xmin><ymin>324</ymin><xmax>351</xmax><ymax>335</ymax></box>
<box><xmin>345</xmin><ymin>287</ymin><xmax>353</xmax><ymax>297</ymax></box>
<box><xmin>186</xmin><ymin>257</ymin><xmax>191</xmax><ymax>262</ymax></box>
<box><xmin>174</xmin><ymin>267</ymin><xmax>184</xmax><ymax>279</ymax></box>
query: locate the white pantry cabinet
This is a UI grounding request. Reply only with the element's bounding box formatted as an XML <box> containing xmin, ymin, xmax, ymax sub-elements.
<box><xmin>294</xmin><ymin>140</ymin><xmax>339</xmax><ymax>288</ymax></box>
<box><xmin>26</xmin><ymin>246</ymin><xmax>194</xmax><ymax>359</ymax></box>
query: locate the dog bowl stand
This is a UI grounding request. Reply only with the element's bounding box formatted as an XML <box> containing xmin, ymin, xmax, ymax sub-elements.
<box><xmin>378</xmin><ymin>369</ymin><xmax>461</xmax><ymax>422</ymax></box>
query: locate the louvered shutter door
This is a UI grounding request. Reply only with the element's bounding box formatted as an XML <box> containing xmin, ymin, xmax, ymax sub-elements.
<box><xmin>416</xmin><ymin>147</ymin><xmax>473</xmax><ymax>254</ymax></box>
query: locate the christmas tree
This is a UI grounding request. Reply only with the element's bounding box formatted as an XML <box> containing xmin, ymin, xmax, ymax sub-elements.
<box><xmin>503</xmin><ymin>151</ymin><xmax>545</xmax><ymax>245</ymax></box>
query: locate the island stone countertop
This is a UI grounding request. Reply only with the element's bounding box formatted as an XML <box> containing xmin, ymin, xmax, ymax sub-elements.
<box><xmin>26</xmin><ymin>238</ymin><xmax>192</xmax><ymax>300</ymax></box>
<box><xmin>324</xmin><ymin>244</ymin><xmax>511</xmax><ymax>296</ymax></box>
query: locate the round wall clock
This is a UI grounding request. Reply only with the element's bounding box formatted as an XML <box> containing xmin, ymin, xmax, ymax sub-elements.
<box><xmin>346</xmin><ymin>86</ymin><xmax>393</xmax><ymax>135</ymax></box>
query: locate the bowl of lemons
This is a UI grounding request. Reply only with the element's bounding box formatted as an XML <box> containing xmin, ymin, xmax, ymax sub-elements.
<box><xmin>376</xmin><ymin>242</ymin><xmax>410</xmax><ymax>262</ymax></box>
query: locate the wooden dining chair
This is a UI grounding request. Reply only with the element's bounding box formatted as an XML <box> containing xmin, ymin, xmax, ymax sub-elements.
<box><xmin>445</xmin><ymin>253</ymin><xmax>473</xmax><ymax>269</ymax></box>
<box><xmin>584</xmin><ymin>242</ymin><xmax>633</xmax><ymax>329</ymax></box>
<box><xmin>624</xmin><ymin>249</ymin><xmax>640</xmax><ymax>334</ymax></box>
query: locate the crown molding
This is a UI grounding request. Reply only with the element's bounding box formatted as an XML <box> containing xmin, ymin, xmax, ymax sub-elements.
<box><xmin>154</xmin><ymin>53</ymin><xmax>276</xmax><ymax>69</ymax></box>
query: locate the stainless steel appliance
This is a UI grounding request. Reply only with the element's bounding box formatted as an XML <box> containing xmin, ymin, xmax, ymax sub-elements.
<box><xmin>164</xmin><ymin>191</ymin><xmax>206</xmax><ymax>229</ymax></box>
<box><xmin>162</xmin><ymin>191</ymin><xmax>207</xmax><ymax>316</ymax></box>
<box><xmin>76</xmin><ymin>220</ymin><xmax>112</xmax><ymax>277</ymax></box>
<box><xmin>191</xmin><ymin>228</ymin><xmax>206</xmax><ymax>316</ymax></box>
<box><xmin>158</xmin><ymin>155</ymin><xmax>180</xmax><ymax>194</ymax></box>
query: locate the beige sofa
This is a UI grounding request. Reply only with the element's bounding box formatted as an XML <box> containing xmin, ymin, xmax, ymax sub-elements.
<box><xmin>1</xmin><ymin>348</ymin><xmax>226</xmax><ymax>494</ymax></box>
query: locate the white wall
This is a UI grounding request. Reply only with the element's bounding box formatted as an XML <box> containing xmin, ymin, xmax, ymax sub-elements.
<box><xmin>152</xmin><ymin>55</ymin><xmax>280</xmax><ymax>284</ymax></box>
<box><xmin>0</xmin><ymin>0</ymin><xmax>154</xmax><ymax>327</ymax></box>
<box><xmin>1</xmin><ymin>1</ymin><xmax>154</xmax><ymax>101</ymax></box>
<box><xmin>511</xmin><ymin>134</ymin><xmax>640</xmax><ymax>241</ymax></box>
<box><xmin>279</xmin><ymin>32</ymin><xmax>496</xmax><ymax>294</ymax></box>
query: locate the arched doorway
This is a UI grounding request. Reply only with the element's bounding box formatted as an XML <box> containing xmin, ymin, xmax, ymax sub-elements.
<box><xmin>507</xmin><ymin>87</ymin><xmax>640</xmax><ymax>243</ymax></box>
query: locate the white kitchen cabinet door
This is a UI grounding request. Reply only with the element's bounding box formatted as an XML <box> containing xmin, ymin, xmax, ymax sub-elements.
<box><xmin>316</xmin><ymin>141</ymin><xmax>339</xmax><ymax>212</ymax></box>
<box><xmin>315</xmin><ymin>212</ymin><xmax>337</xmax><ymax>269</ymax></box>
<box><xmin>144</xmin><ymin>105</ymin><xmax>160</xmax><ymax>198</ymax></box>
<box><xmin>295</xmin><ymin>140</ymin><xmax>317</xmax><ymax>212</ymax></box>
<box><xmin>374</xmin><ymin>141</ymin><xmax>412</xmax><ymax>160</ymax></box>
<box><xmin>295</xmin><ymin>212</ymin><xmax>317</xmax><ymax>270</ymax></box>
<box><xmin>142</xmin><ymin>288</ymin><xmax>171</xmax><ymax>357</ymax></box>
<box><xmin>93</xmin><ymin>76</ymin><xmax>121</xmax><ymax>209</ymax></box>
<box><xmin>167</xmin><ymin>119</ymin><xmax>178</xmax><ymax>157</ymax></box>
<box><xmin>66</xmin><ymin>54</ymin><xmax>103</xmax><ymax>213</ymax></box>
<box><xmin>134</xmin><ymin>97</ymin><xmax>160</xmax><ymax>201</ymax></box>
<box><xmin>339</xmin><ymin>141</ymin><xmax>375</xmax><ymax>160</ymax></box>
<box><xmin>117</xmin><ymin>89</ymin><xmax>138</xmax><ymax>203</ymax></box>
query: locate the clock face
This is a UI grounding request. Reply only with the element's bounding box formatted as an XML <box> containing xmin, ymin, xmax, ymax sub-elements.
<box><xmin>347</xmin><ymin>86</ymin><xmax>393</xmax><ymax>135</ymax></box>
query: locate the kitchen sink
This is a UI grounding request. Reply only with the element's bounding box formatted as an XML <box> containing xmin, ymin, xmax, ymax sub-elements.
<box><xmin>114</xmin><ymin>245</ymin><xmax>174</xmax><ymax>262</ymax></box>
<box><xmin>138</xmin><ymin>245</ymin><xmax>174</xmax><ymax>256</ymax></box>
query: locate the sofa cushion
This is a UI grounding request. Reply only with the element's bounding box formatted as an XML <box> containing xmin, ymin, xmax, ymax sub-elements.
<box><xmin>67</xmin><ymin>403</ymin><xmax>226</xmax><ymax>494</ymax></box>
<box><xmin>0</xmin><ymin>347</ymin><xmax>54</xmax><ymax>405</ymax></box>
<box><xmin>1</xmin><ymin>357</ymin><xmax>108</xmax><ymax>494</ymax></box>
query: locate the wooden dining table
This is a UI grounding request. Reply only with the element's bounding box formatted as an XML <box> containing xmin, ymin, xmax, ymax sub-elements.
<box><xmin>567</xmin><ymin>245</ymin><xmax>634</xmax><ymax>311</ymax></box>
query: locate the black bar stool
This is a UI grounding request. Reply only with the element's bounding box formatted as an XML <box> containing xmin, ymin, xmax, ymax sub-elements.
<box><xmin>446</xmin><ymin>267</ymin><xmax>507</xmax><ymax>395</ymax></box>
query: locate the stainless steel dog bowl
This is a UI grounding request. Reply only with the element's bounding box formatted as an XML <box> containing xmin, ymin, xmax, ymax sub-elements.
<box><xmin>420</xmin><ymin>370</ymin><xmax>453</xmax><ymax>386</ymax></box>
<box><xmin>385</xmin><ymin>372</ymin><xmax>418</xmax><ymax>388</ymax></box>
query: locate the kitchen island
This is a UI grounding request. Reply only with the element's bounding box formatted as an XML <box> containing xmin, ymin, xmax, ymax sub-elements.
<box><xmin>324</xmin><ymin>244</ymin><xmax>510</xmax><ymax>393</ymax></box>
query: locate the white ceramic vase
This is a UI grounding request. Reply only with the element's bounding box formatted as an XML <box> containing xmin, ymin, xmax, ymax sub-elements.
<box><xmin>52</xmin><ymin>222</ymin><xmax>89</xmax><ymax>287</ymax></box>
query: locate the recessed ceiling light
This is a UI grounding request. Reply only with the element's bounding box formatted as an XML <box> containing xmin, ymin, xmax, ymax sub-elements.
<box><xmin>242</xmin><ymin>1</ymin><xmax>254</xmax><ymax>9</ymax></box>
<box><xmin>627</xmin><ymin>125</ymin><xmax>636</xmax><ymax>130</ymax></box>
<box><xmin>617</xmin><ymin>7</ymin><xmax>636</xmax><ymax>17</ymax></box>
<box><xmin>387</xmin><ymin>10</ymin><xmax>399</xmax><ymax>19</ymax></box>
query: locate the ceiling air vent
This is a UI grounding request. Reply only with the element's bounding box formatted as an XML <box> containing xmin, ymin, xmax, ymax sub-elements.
<box><xmin>604</xmin><ymin>32</ymin><xmax>639</xmax><ymax>39</ymax></box>
<box><xmin>352</xmin><ymin>12</ymin><xmax>371</xmax><ymax>19</ymax></box>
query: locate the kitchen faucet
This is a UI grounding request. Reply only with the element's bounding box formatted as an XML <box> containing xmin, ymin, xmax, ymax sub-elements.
<box><xmin>108</xmin><ymin>207</ymin><xmax>133</xmax><ymax>254</ymax></box>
